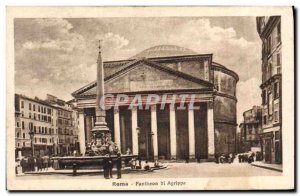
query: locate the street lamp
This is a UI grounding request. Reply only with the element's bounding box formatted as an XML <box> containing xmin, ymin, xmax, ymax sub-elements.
<box><xmin>28</xmin><ymin>122</ymin><xmax>35</xmax><ymax>156</ymax></box>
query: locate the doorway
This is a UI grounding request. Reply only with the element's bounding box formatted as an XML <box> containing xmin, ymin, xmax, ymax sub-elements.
<box><xmin>265</xmin><ymin>139</ymin><xmax>272</xmax><ymax>163</ymax></box>
<box><xmin>175</xmin><ymin>108</ymin><xmax>189</xmax><ymax>160</ymax></box>
<box><xmin>157</xmin><ymin>107</ymin><xmax>170</xmax><ymax>159</ymax></box>
<box><xmin>137</xmin><ymin>109</ymin><xmax>153</xmax><ymax>160</ymax></box>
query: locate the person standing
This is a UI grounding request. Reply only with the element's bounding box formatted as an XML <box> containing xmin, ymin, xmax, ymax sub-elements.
<box><xmin>116</xmin><ymin>153</ymin><xmax>122</xmax><ymax>179</ymax></box>
<box><xmin>37</xmin><ymin>156</ymin><xmax>43</xmax><ymax>172</ymax></box>
<box><xmin>28</xmin><ymin>155</ymin><xmax>35</xmax><ymax>172</ymax></box>
<box><xmin>20</xmin><ymin>157</ymin><xmax>26</xmax><ymax>173</ymax></box>
<box><xmin>108</xmin><ymin>156</ymin><xmax>113</xmax><ymax>178</ymax></box>
<box><xmin>102</xmin><ymin>158</ymin><xmax>109</xmax><ymax>179</ymax></box>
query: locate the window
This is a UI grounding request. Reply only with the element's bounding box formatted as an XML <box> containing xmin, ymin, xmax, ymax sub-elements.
<box><xmin>42</xmin><ymin>127</ymin><xmax>44</xmax><ymax>134</ymax></box>
<box><xmin>17</xmin><ymin>143</ymin><xmax>20</xmax><ymax>147</ymax></box>
<box><xmin>274</xmin><ymin>111</ymin><xmax>279</xmax><ymax>122</ymax></box>
<box><xmin>16</xmin><ymin>122</ymin><xmax>20</xmax><ymax>128</ymax></box>
<box><xmin>267</xmin><ymin>35</ymin><xmax>272</xmax><ymax>55</ymax></box>
<box><xmin>21</xmin><ymin>111</ymin><xmax>24</xmax><ymax>117</ymax></box>
<box><xmin>34</xmin><ymin>126</ymin><xmax>36</xmax><ymax>133</ymax></box>
<box><xmin>42</xmin><ymin>138</ymin><xmax>47</xmax><ymax>143</ymax></box>
<box><xmin>29</xmin><ymin>103</ymin><xmax>31</xmax><ymax>110</ymax></box>
<box><xmin>274</xmin><ymin>82</ymin><xmax>280</xmax><ymax>99</ymax></box>
<box><xmin>277</xmin><ymin>53</ymin><xmax>281</xmax><ymax>66</ymax></box>
<box><xmin>38</xmin><ymin>114</ymin><xmax>40</xmax><ymax>120</ymax></box>
<box><xmin>268</xmin><ymin>92</ymin><xmax>273</xmax><ymax>115</ymax></box>
<box><xmin>262</xmin><ymin>90</ymin><xmax>267</xmax><ymax>105</ymax></box>
<box><xmin>34</xmin><ymin>113</ymin><xmax>36</xmax><ymax>120</ymax></box>
<box><xmin>21</xmin><ymin>101</ymin><xmax>24</xmax><ymax>109</ymax></box>
<box><xmin>33</xmin><ymin>104</ymin><xmax>35</xmax><ymax>111</ymax></box>
<box><xmin>248</xmin><ymin>128</ymin><xmax>252</xmax><ymax>134</ymax></box>
<box><xmin>277</xmin><ymin>22</ymin><xmax>281</xmax><ymax>43</ymax></box>
<box><xmin>263</xmin><ymin>115</ymin><xmax>267</xmax><ymax>125</ymax></box>
<box><xmin>23</xmin><ymin>142</ymin><xmax>25</xmax><ymax>147</ymax></box>
<box><xmin>268</xmin><ymin>62</ymin><xmax>272</xmax><ymax>78</ymax></box>
<box><xmin>275</xmin><ymin>131</ymin><xmax>280</xmax><ymax>140</ymax></box>
<box><xmin>38</xmin><ymin>106</ymin><xmax>40</xmax><ymax>112</ymax></box>
<box><xmin>23</xmin><ymin>133</ymin><xmax>25</xmax><ymax>138</ymax></box>
<box><xmin>35</xmin><ymin>138</ymin><xmax>37</xmax><ymax>143</ymax></box>
<box><xmin>16</xmin><ymin>132</ymin><xmax>20</xmax><ymax>138</ymax></box>
<box><xmin>45</xmin><ymin>127</ymin><xmax>47</xmax><ymax>134</ymax></box>
<box><xmin>39</xmin><ymin>126</ymin><xmax>41</xmax><ymax>133</ymax></box>
<box><xmin>22</xmin><ymin>121</ymin><xmax>24</xmax><ymax>130</ymax></box>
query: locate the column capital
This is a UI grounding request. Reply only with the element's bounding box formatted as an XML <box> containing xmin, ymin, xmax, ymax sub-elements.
<box><xmin>113</xmin><ymin>107</ymin><xmax>119</xmax><ymax>114</ymax></box>
<box><xmin>207</xmin><ymin>101</ymin><xmax>214</xmax><ymax>109</ymax></box>
<box><xmin>169</xmin><ymin>105</ymin><xmax>176</xmax><ymax>111</ymax></box>
<box><xmin>131</xmin><ymin>106</ymin><xmax>138</xmax><ymax>111</ymax></box>
<box><xmin>77</xmin><ymin>108</ymin><xmax>84</xmax><ymax>114</ymax></box>
<box><xmin>150</xmin><ymin>104</ymin><xmax>157</xmax><ymax>110</ymax></box>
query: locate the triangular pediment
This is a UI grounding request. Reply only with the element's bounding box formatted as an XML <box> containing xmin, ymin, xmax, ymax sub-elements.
<box><xmin>73</xmin><ymin>59</ymin><xmax>214</xmax><ymax>97</ymax></box>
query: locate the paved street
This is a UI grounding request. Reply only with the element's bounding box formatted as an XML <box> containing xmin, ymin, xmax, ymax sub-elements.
<box><xmin>17</xmin><ymin>162</ymin><xmax>281</xmax><ymax>180</ymax></box>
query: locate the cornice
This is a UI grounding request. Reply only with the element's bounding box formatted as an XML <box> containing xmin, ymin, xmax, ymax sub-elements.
<box><xmin>260</xmin><ymin>74</ymin><xmax>282</xmax><ymax>89</ymax></box>
<box><xmin>215</xmin><ymin>92</ymin><xmax>238</xmax><ymax>102</ymax></box>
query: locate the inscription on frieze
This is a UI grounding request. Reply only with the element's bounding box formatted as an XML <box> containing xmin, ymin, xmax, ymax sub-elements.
<box><xmin>130</xmin><ymin>80</ymin><xmax>173</xmax><ymax>91</ymax></box>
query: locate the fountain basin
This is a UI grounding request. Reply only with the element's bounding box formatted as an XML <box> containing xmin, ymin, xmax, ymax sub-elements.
<box><xmin>51</xmin><ymin>155</ymin><xmax>138</xmax><ymax>170</ymax></box>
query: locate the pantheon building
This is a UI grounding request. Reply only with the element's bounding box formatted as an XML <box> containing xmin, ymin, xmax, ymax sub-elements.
<box><xmin>72</xmin><ymin>45</ymin><xmax>239</xmax><ymax>161</ymax></box>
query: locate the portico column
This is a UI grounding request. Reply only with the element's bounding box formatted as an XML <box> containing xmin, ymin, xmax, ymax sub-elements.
<box><xmin>207</xmin><ymin>101</ymin><xmax>215</xmax><ymax>160</ymax></box>
<box><xmin>151</xmin><ymin>105</ymin><xmax>158</xmax><ymax>159</ymax></box>
<box><xmin>169</xmin><ymin>107</ymin><xmax>177</xmax><ymax>159</ymax></box>
<box><xmin>113</xmin><ymin>108</ymin><xmax>121</xmax><ymax>150</ymax></box>
<box><xmin>188</xmin><ymin>108</ymin><xmax>195</xmax><ymax>159</ymax></box>
<box><xmin>131</xmin><ymin>106</ymin><xmax>138</xmax><ymax>155</ymax></box>
<box><xmin>78</xmin><ymin>111</ymin><xmax>86</xmax><ymax>155</ymax></box>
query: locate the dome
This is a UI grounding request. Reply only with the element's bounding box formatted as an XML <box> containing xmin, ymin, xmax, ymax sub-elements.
<box><xmin>130</xmin><ymin>45</ymin><xmax>197</xmax><ymax>59</ymax></box>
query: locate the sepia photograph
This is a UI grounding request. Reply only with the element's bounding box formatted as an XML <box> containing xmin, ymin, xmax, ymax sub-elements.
<box><xmin>6</xmin><ymin>6</ymin><xmax>294</xmax><ymax>191</ymax></box>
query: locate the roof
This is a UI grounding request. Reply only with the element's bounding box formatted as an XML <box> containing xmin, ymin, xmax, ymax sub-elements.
<box><xmin>130</xmin><ymin>45</ymin><xmax>197</xmax><ymax>59</ymax></box>
<box><xmin>16</xmin><ymin>94</ymin><xmax>74</xmax><ymax>112</ymax></box>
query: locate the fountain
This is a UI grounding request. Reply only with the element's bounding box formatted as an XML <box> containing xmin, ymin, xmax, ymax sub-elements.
<box><xmin>52</xmin><ymin>41</ymin><xmax>137</xmax><ymax>170</ymax></box>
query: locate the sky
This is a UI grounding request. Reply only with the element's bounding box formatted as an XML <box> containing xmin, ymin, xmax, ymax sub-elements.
<box><xmin>14</xmin><ymin>17</ymin><xmax>262</xmax><ymax>125</ymax></box>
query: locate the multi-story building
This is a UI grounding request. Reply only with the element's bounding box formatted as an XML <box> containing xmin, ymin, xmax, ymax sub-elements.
<box><xmin>45</xmin><ymin>94</ymin><xmax>78</xmax><ymax>156</ymax></box>
<box><xmin>239</xmin><ymin>106</ymin><xmax>262</xmax><ymax>152</ymax></box>
<box><xmin>15</xmin><ymin>94</ymin><xmax>58</xmax><ymax>157</ymax></box>
<box><xmin>15</xmin><ymin>94</ymin><xmax>22</xmax><ymax>159</ymax></box>
<box><xmin>256</xmin><ymin>16</ymin><xmax>282</xmax><ymax>164</ymax></box>
<box><xmin>15</xmin><ymin>94</ymin><xmax>79</xmax><ymax>158</ymax></box>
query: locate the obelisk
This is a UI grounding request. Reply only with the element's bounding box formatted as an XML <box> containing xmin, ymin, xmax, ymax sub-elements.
<box><xmin>91</xmin><ymin>40</ymin><xmax>110</xmax><ymax>136</ymax></box>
